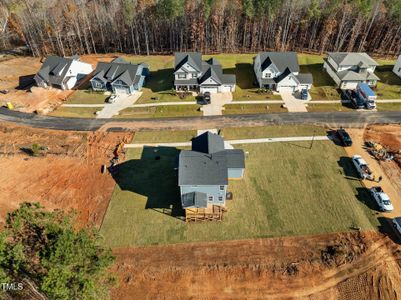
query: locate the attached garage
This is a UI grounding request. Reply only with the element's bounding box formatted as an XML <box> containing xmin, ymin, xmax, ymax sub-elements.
<box><xmin>220</xmin><ymin>85</ymin><xmax>235</xmax><ymax>92</ymax></box>
<box><xmin>277</xmin><ymin>85</ymin><xmax>296</xmax><ymax>92</ymax></box>
<box><xmin>114</xmin><ymin>85</ymin><xmax>130</xmax><ymax>94</ymax></box>
<box><xmin>200</xmin><ymin>86</ymin><xmax>219</xmax><ymax>93</ymax></box>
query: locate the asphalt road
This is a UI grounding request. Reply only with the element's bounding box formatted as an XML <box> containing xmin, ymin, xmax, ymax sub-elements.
<box><xmin>1</xmin><ymin>107</ymin><xmax>401</xmax><ymax>132</ymax></box>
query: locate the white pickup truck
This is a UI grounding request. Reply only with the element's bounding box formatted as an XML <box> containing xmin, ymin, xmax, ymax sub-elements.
<box><xmin>370</xmin><ymin>186</ymin><xmax>393</xmax><ymax>212</ymax></box>
<box><xmin>352</xmin><ymin>155</ymin><xmax>374</xmax><ymax>180</ymax></box>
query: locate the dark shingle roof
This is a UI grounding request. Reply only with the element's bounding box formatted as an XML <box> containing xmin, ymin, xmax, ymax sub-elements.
<box><xmin>91</xmin><ymin>57</ymin><xmax>146</xmax><ymax>86</ymax></box>
<box><xmin>219</xmin><ymin>149</ymin><xmax>245</xmax><ymax>169</ymax></box>
<box><xmin>37</xmin><ymin>56</ymin><xmax>76</xmax><ymax>85</ymax></box>
<box><xmin>178</xmin><ymin>150</ymin><xmax>228</xmax><ymax>185</ymax></box>
<box><xmin>199</xmin><ymin>61</ymin><xmax>236</xmax><ymax>86</ymax></box>
<box><xmin>192</xmin><ymin>132</ymin><xmax>225</xmax><ymax>154</ymax></box>
<box><xmin>274</xmin><ymin>67</ymin><xmax>295</xmax><ymax>83</ymax></box>
<box><xmin>258</xmin><ymin>52</ymin><xmax>300</xmax><ymax>73</ymax></box>
<box><xmin>181</xmin><ymin>192</ymin><xmax>207</xmax><ymax>208</ymax></box>
<box><xmin>174</xmin><ymin>52</ymin><xmax>203</xmax><ymax>73</ymax></box>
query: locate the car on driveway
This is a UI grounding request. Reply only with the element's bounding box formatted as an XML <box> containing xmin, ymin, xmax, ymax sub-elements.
<box><xmin>370</xmin><ymin>186</ymin><xmax>393</xmax><ymax>212</ymax></box>
<box><xmin>107</xmin><ymin>94</ymin><xmax>117</xmax><ymax>103</ymax></box>
<box><xmin>342</xmin><ymin>90</ymin><xmax>364</xmax><ymax>109</ymax></box>
<box><xmin>352</xmin><ymin>155</ymin><xmax>374</xmax><ymax>180</ymax></box>
<box><xmin>300</xmin><ymin>89</ymin><xmax>308</xmax><ymax>100</ymax></box>
<box><xmin>203</xmin><ymin>92</ymin><xmax>211</xmax><ymax>104</ymax></box>
<box><xmin>336</xmin><ymin>128</ymin><xmax>352</xmax><ymax>146</ymax></box>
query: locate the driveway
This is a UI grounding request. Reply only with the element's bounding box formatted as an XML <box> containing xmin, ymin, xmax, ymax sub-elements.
<box><xmin>95</xmin><ymin>92</ymin><xmax>142</xmax><ymax>119</ymax></box>
<box><xmin>201</xmin><ymin>92</ymin><xmax>232</xmax><ymax>116</ymax></box>
<box><xmin>280</xmin><ymin>91</ymin><xmax>308</xmax><ymax>112</ymax></box>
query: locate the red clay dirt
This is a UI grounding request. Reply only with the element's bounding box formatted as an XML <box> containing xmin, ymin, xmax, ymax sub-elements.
<box><xmin>112</xmin><ymin>231</ymin><xmax>401</xmax><ymax>299</ymax></box>
<box><xmin>0</xmin><ymin>122</ymin><xmax>132</xmax><ymax>228</ymax></box>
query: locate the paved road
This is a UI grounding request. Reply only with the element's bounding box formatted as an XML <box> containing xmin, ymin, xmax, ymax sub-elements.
<box><xmin>1</xmin><ymin>107</ymin><xmax>401</xmax><ymax>132</ymax></box>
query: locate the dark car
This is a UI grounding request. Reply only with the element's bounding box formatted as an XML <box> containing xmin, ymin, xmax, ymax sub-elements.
<box><xmin>203</xmin><ymin>92</ymin><xmax>211</xmax><ymax>104</ymax></box>
<box><xmin>300</xmin><ymin>89</ymin><xmax>308</xmax><ymax>100</ymax></box>
<box><xmin>337</xmin><ymin>128</ymin><xmax>352</xmax><ymax>146</ymax></box>
<box><xmin>342</xmin><ymin>90</ymin><xmax>364</xmax><ymax>109</ymax></box>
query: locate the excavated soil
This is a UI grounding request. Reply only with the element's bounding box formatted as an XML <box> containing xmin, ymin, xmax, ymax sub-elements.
<box><xmin>0</xmin><ymin>122</ymin><xmax>132</xmax><ymax>227</ymax></box>
<box><xmin>112</xmin><ymin>231</ymin><xmax>401</xmax><ymax>299</ymax></box>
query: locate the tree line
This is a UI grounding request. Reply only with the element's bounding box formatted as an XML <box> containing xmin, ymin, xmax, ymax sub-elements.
<box><xmin>1</xmin><ymin>0</ymin><xmax>401</xmax><ymax>57</ymax></box>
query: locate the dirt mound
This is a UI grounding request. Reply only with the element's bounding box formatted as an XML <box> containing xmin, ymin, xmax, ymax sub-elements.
<box><xmin>111</xmin><ymin>231</ymin><xmax>401</xmax><ymax>299</ymax></box>
<box><xmin>0</xmin><ymin>123</ymin><xmax>132</xmax><ymax>227</ymax></box>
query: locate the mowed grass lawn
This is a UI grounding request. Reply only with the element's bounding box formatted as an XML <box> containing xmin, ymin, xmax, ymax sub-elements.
<box><xmin>374</xmin><ymin>61</ymin><xmax>401</xmax><ymax>99</ymax></box>
<box><xmin>48</xmin><ymin>107</ymin><xmax>101</xmax><ymax>118</ymax></box>
<box><xmin>100</xmin><ymin>140</ymin><xmax>379</xmax><ymax>247</ymax></box>
<box><xmin>115</xmin><ymin>104</ymin><xmax>201</xmax><ymax>118</ymax></box>
<box><xmin>223</xmin><ymin>103</ymin><xmax>287</xmax><ymax>114</ymax></box>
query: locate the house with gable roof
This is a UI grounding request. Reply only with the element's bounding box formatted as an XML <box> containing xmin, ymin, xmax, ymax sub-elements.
<box><xmin>34</xmin><ymin>56</ymin><xmax>93</xmax><ymax>90</ymax></box>
<box><xmin>178</xmin><ymin>131</ymin><xmax>245</xmax><ymax>211</ymax></box>
<box><xmin>323</xmin><ymin>52</ymin><xmax>380</xmax><ymax>90</ymax></box>
<box><xmin>90</xmin><ymin>57</ymin><xmax>149</xmax><ymax>94</ymax></box>
<box><xmin>253</xmin><ymin>52</ymin><xmax>313</xmax><ymax>93</ymax></box>
<box><xmin>174</xmin><ymin>52</ymin><xmax>236</xmax><ymax>93</ymax></box>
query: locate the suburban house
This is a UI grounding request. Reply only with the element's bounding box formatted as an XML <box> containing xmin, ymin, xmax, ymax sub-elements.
<box><xmin>34</xmin><ymin>56</ymin><xmax>93</xmax><ymax>90</ymax></box>
<box><xmin>90</xmin><ymin>57</ymin><xmax>149</xmax><ymax>94</ymax></box>
<box><xmin>174</xmin><ymin>52</ymin><xmax>236</xmax><ymax>93</ymax></box>
<box><xmin>253</xmin><ymin>52</ymin><xmax>313</xmax><ymax>93</ymax></box>
<box><xmin>393</xmin><ymin>55</ymin><xmax>401</xmax><ymax>78</ymax></box>
<box><xmin>178</xmin><ymin>132</ymin><xmax>245</xmax><ymax>221</ymax></box>
<box><xmin>323</xmin><ymin>52</ymin><xmax>380</xmax><ymax>90</ymax></box>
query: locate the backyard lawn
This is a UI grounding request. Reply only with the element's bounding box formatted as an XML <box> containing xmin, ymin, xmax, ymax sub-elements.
<box><xmin>374</xmin><ymin>64</ymin><xmax>401</xmax><ymax>99</ymax></box>
<box><xmin>100</xmin><ymin>135</ymin><xmax>379</xmax><ymax>247</ymax></box>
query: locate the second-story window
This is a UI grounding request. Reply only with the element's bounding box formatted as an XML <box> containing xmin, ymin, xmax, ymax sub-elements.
<box><xmin>192</xmin><ymin>73</ymin><xmax>197</xmax><ymax>78</ymax></box>
<box><xmin>219</xmin><ymin>186</ymin><xmax>224</xmax><ymax>191</ymax></box>
<box><xmin>178</xmin><ymin>74</ymin><xmax>185</xmax><ymax>79</ymax></box>
<box><xmin>265</xmin><ymin>73</ymin><xmax>271</xmax><ymax>78</ymax></box>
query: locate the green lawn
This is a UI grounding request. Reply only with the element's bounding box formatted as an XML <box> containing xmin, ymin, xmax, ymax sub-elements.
<box><xmin>374</xmin><ymin>64</ymin><xmax>401</xmax><ymax>99</ymax></box>
<box><xmin>48</xmin><ymin>107</ymin><xmax>100</xmax><ymax>118</ymax></box>
<box><xmin>100</xmin><ymin>139</ymin><xmax>379</xmax><ymax>247</ymax></box>
<box><xmin>223</xmin><ymin>103</ymin><xmax>287</xmax><ymax>115</ymax></box>
<box><xmin>220</xmin><ymin>125</ymin><xmax>328</xmax><ymax>140</ymax></box>
<box><xmin>133</xmin><ymin>130</ymin><xmax>197</xmax><ymax>143</ymax></box>
<box><xmin>376</xmin><ymin>102</ymin><xmax>401</xmax><ymax>111</ymax></box>
<box><xmin>122</xmin><ymin>55</ymin><xmax>196</xmax><ymax>103</ymax></box>
<box><xmin>65</xmin><ymin>90</ymin><xmax>108</xmax><ymax>104</ymax></box>
<box><xmin>297</xmin><ymin>54</ymin><xmax>341</xmax><ymax>100</ymax></box>
<box><xmin>115</xmin><ymin>105</ymin><xmax>202</xmax><ymax>118</ymax></box>
<box><xmin>306</xmin><ymin>103</ymin><xmax>354</xmax><ymax>112</ymax></box>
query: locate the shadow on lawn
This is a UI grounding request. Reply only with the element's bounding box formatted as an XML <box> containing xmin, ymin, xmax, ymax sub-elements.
<box><xmin>337</xmin><ymin>156</ymin><xmax>361</xmax><ymax>180</ymax></box>
<box><xmin>377</xmin><ymin>216</ymin><xmax>401</xmax><ymax>245</ymax></box>
<box><xmin>355</xmin><ymin>187</ymin><xmax>378</xmax><ymax>211</ymax></box>
<box><xmin>145</xmin><ymin>68</ymin><xmax>174</xmax><ymax>92</ymax></box>
<box><xmin>225</xmin><ymin>63</ymin><xmax>258</xmax><ymax>89</ymax></box>
<box><xmin>111</xmin><ymin>146</ymin><xmax>185</xmax><ymax>220</ymax></box>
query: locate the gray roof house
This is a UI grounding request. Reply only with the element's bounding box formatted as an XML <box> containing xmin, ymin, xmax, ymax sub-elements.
<box><xmin>174</xmin><ymin>52</ymin><xmax>236</xmax><ymax>93</ymax></box>
<box><xmin>253</xmin><ymin>52</ymin><xmax>313</xmax><ymax>92</ymax></box>
<box><xmin>323</xmin><ymin>52</ymin><xmax>380</xmax><ymax>90</ymax></box>
<box><xmin>178</xmin><ymin>132</ymin><xmax>245</xmax><ymax>211</ymax></box>
<box><xmin>34</xmin><ymin>56</ymin><xmax>93</xmax><ymax>90</ymax></box>
<box><xmin>90</xmin><ymin>57</ymin><xmax>149</xmax><ymax>94</ymax></box>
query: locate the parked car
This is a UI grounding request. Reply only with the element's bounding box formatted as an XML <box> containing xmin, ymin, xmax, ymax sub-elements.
<box><xmin>300</xmin><ymin>89</ymin><xmax>308</xmax><ymax>100</ymax></box>
<box><xmin>393</xmin><ymin>217</ymin><xmax>401</xmax><ymax>236</ymax></box>
<box><xmin>337</xmin><ymin>128</ymin><xmax>352</xmax><ymax>146</ymax></box>
<box><xmin>370</xmin><ymin>186</ymin><xmax>393</xmax><ymax>212</ymax></box>
<box><xmin>203</xmin><ymin>92</ymin><xmax>211</xmax><ymax>104</ymax></box>
<box><xmin>342</xmin><ymin>89</ymin><xmax>364</xmax><ymax>109</ymax></box>
<box><xmin>351</xmin><ymin>155</ymin><xmax>374</xmax><ymax>180</ymax></box>
<box><xmin>107</xmin><ymin>94</ymin><xmax>117</xmax><ymax>103</ymax></box>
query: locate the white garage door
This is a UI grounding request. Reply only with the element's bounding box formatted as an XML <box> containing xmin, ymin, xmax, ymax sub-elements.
<box><xmin>114</xmin><ymin>86</ymin><xmax>130</xmax><ymax>94</ymax></box>
<box><xmin>200</xmin><ymin>87</ymin><xmax>219</xmax><ymax>93</ymax></box>
<box><xmin>220</xmin><ymin>85</ymin><xmax>234</xmax><ymax>92</ymax></box>
<box><xmin>278</xmin><ymin>86</ymin><xmax>295</xmax><ymax>92</ymax></box>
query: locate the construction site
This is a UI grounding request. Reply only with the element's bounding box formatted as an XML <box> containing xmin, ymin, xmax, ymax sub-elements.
<box><xmin>0</xmin><ymin>120</ymin><xmax>401</xmax><ymax>299</ymax></box>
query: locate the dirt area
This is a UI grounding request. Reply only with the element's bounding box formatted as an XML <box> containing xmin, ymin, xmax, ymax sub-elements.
<box><xmin>0</xmin><ymin>54</ymin><xmax>118</xmax><ymax>113</ymax></box>
<box><xmin>342</xmin><ymin>126</ymin><xmax>401</xmax><ymax>221</ymax></box>
<box><xmin>112</xmin><ymin>231</ymin><xmax>401</xmax><ymax>299</ymax></box>
<box><xmin>0</xmin><ymin>122</ymin><xmax>132</xmax><ymax>227</ymax></box>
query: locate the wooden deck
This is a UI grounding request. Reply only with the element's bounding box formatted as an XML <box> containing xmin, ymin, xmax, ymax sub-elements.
<box><xmin>185</xmin><ymin>205</ymin><xmax>227</xmax><ymax>222</ymax></box>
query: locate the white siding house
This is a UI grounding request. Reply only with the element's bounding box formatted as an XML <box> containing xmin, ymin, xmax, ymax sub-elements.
<box><xmin>393</xmin><ymin>55</ymin><xmax>401</xmax><ymax>78</ymax></box>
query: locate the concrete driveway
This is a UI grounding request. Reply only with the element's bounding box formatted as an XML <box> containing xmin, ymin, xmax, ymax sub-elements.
<box><xmin>201</xmin><ymin>92</ymin><xmax>232</xmax><ymax>116</ymax></box>
<box><xmin>280</xmin><ymin>91</ymin><xmax>308</xmax><ymax>112</ymax></box>
<box><xmin>95</xmin><ymin>92</ymin><xmax>142</xmax><ymax>119</ymax></box>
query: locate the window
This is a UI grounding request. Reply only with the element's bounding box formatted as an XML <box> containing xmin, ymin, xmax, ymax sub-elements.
<box><xmin>265</xmin><ymin>73</ymin><xmax>271</xmax><ymax>78</ymax></box>
<box><xmin>192</xmin><ymin>73</ymin><xmax>197</xmax><ymax>78</ymax></box>
<box><xmin>178</xmin><ymin>74</ymin><xmax>186</xmax><ymax>79</ymax></box>
<box><xmin>219</xmin><ymin>186</ymin><xmax>224</xmax><ymax>191</ymax></box>
<box><xmin>208</xmin><ymin>196</ymin><xmax>213</xmax><ymax>202</ymax></box>
<box><xmin>398</xmin><ymin>67</ymin><xmax>401</xmax><ymax>73</ymax></box>
<box><xmin>218</xmin><ymin>196</ymin><xmax>223</xmax><ymax>202</ymax></box>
